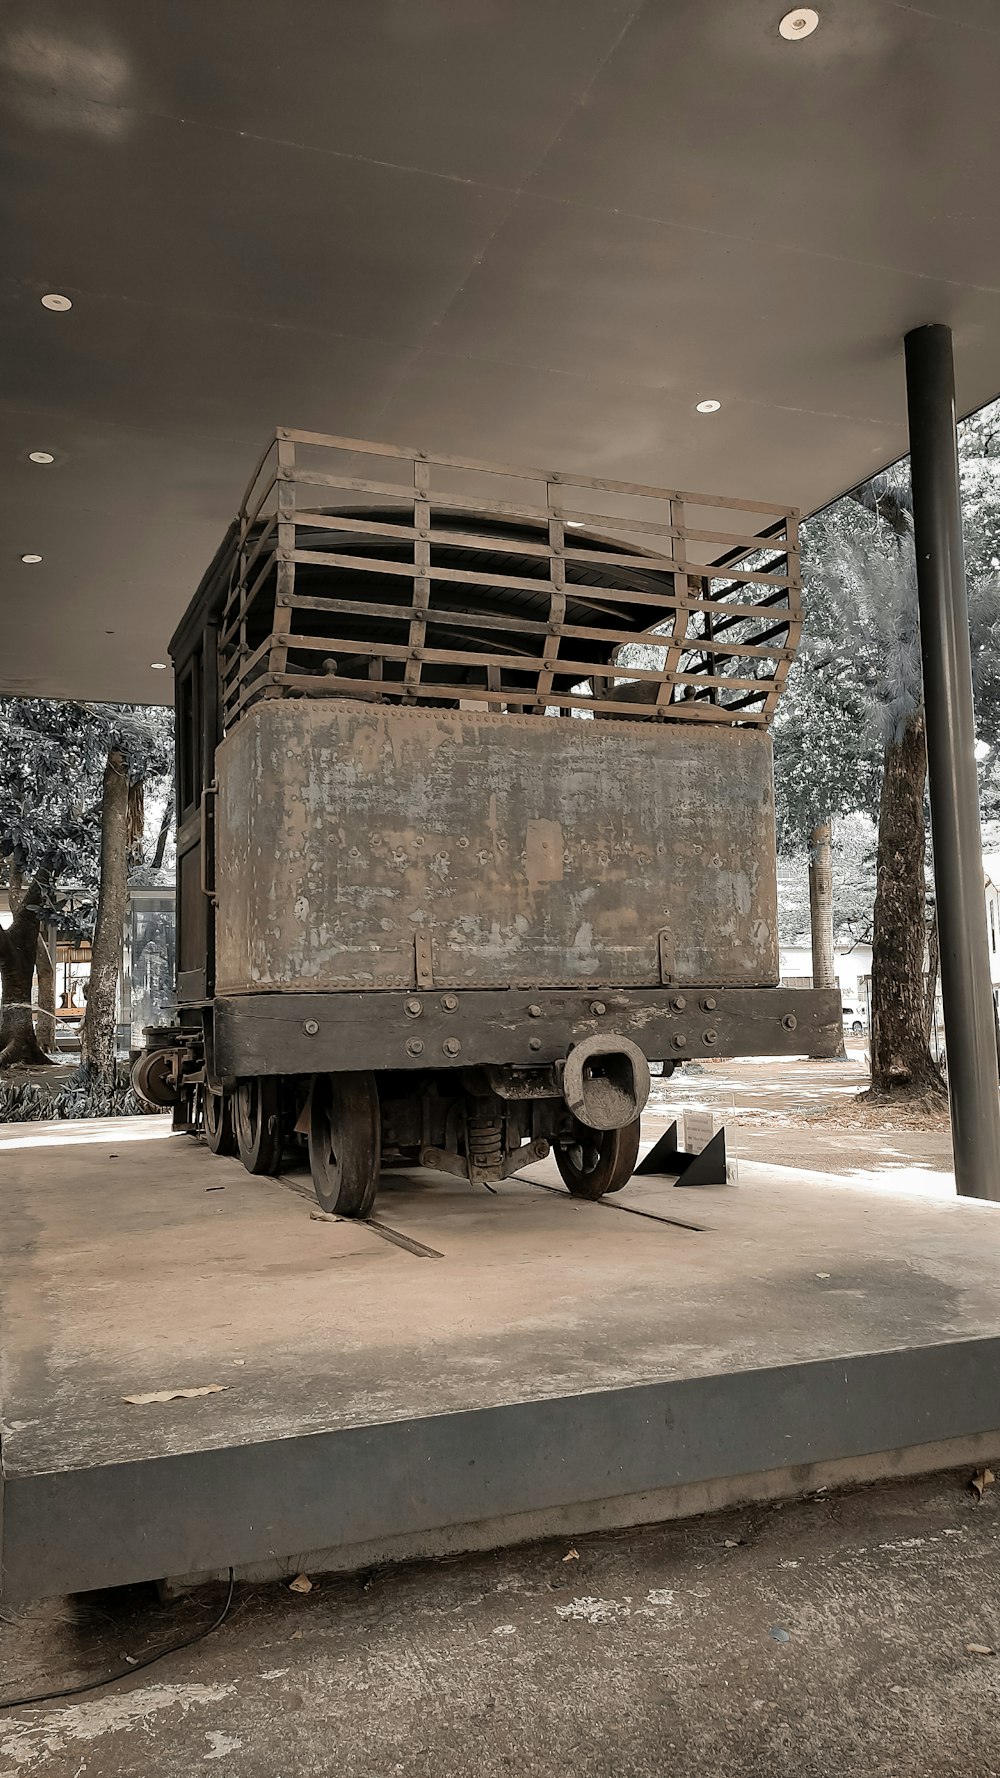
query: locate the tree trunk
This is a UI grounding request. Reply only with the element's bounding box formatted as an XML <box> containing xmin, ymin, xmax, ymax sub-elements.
<box><xmin>868</xmin><ymin>709</ymin><xmax>947</xmax><ymax>1099</ymax></box>
<box><xmin>0</xmin><ymin>867</ymin><xmax>55</xmax><ymax>1068</ymax></box>
<box><xmin>808</xmin><ymin>821</ymin><xmax>836</xmax><ymax>987</ymax></box>
<box><xmin>152</xmin><ymin>785</ymin><xmax>174</xmax><ymax>869</ymax></box>
<box><xmin>81</xmin><ymin>748</ymin><xmax>130</xmax><ymax>1087</ymax></box>
<box><xmin>808</xmin><ymin>819</ymin><xmax>846</xmax><ymax>1059</ymax></box>
<box><xmin>35</xmin><ymin>931</ymin><xmax>57</xmax><ymax>1052</ymax></box>
<box><xmin>923</xmin><ymin>906</ymin><xmax>939</xmax><ymax>1044</ymax></box>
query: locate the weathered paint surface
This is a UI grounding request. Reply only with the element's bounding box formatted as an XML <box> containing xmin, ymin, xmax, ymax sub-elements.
<box><xmin>214</xmin><ymin>701</ymin><xmax>779</xmax><ymax>993</ymax></box>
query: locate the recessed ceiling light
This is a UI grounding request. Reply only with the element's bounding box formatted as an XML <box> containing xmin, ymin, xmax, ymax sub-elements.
<box><xmin>28</xmin><ymin>451</ymin><xmax>54</xmax><ymax>464</ymax></box>
<box><xmin>778</xmin><ymin>7</ymin><xmax>819</xmax><ymax>40</ymax></box>
<box><xmin>696</xmin><ymin>399</ymin><xmax>722</xmax><ymax>414</ymax></box>
<box><xmin>150</xmin><ymin>661</ymin><xmax>168</xmax><ymax>670</ymax></box>
<box><xmin>41</xmin><ymin>293</ymin><xmax>72</xmax><ymax>311</ymax></box>
<box><xmin>21</xmin><ymin>553</ymin><xmax>42</xmax><ymax>564</ymax></box>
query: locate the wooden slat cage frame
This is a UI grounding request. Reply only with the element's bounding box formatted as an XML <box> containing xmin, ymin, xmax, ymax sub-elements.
<box><xmin>217</xmin><ymin>428</ymin><xmax>802</xmax><ymax>731</ymax></box>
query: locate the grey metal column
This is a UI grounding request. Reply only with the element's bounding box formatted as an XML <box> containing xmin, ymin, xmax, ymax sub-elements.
<box><xmin>904</xmin><ymin>323</ymin><xmax>1000</xmax><ymax>1200</ymax></box>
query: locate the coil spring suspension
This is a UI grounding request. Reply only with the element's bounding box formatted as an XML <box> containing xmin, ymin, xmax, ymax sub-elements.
<box><xmin>466</xmin><ymin>1106</ymin><xmax>505</xmax><ymax>1185</ymax></box>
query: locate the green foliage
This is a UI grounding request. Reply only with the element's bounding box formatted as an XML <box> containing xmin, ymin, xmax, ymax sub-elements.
<box><xmin>0</xmin><ymin>699</ymin><xmax>173</xmax><ymax>930</ymax></box>
<box><xmin>777</xmin><ymin>814</ymin><xmax>878</xmax><ymax>946</ymax></box>
<box><xmin>774</xmin><ymin>404</ymin><xmax>1000</xmax><ymax>857</ymax></box>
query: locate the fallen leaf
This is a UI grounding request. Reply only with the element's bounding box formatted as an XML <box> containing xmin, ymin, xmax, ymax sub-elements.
<box><xmin>769</xmin><ymin>1626</ymin><xmax>791</xmax><ymax>1644</ymax></box>
<box><xmin>724</xmin><ymin>1538</ymin><xmax>740</xmax><ymax>1548</ymax></box>
<box><xmin>289</xmin><ymin>1573</ymin><xmax>313</xmax><ymax>1594</ymax></box>
<box><xmin>966</xmin><ymin>1643</ymin><xmax>994</xmax><ymax>1656</ymax></box>
<box><xmin>970</xmin><ymin>1468</ymin><xmax>995</xmax><ymax>1502</ymax></box>
<box><xmin>562</xmin><ymin>1549</ymin><xmax>580</xmax><ymax>1563</ymax></box>
<box><xmin>122</xmin><ymin>1384</ymin><xmax>228</xmax><ymax>1405</ymax></box>
<box><xmin>310</xmin><ymin>1210</ymin><xmax>340</xmax><ymax>1223</ymax></box>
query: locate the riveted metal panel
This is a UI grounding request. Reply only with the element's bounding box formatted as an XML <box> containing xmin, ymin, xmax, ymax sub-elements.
<box><xmin>214</xmin><ymin>699</ymin><xmax>778</xmax><ymax>993</ymax></box>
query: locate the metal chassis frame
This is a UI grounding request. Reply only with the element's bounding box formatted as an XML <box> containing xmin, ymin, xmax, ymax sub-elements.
<box><xmin>211</xmin><ymin>985</ymin><xmax>842</xmax><ymax>1081</ymax></box>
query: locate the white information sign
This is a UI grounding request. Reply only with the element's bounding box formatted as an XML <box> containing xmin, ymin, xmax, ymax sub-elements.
<box><xmin>683</xmin><ymin>1110</ymin><xmax>715</xmax><ymax>1156</ymax></box>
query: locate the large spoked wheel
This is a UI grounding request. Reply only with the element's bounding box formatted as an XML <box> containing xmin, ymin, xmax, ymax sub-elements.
<box><xmin>555</xmin><ymin>1117</ymin><xmax>641</xmax><ymax>1199</ymax></box>
<box><xmin>234</xmin><ymin>1076</ymin><xmax>285</xmax><ymax>1175</ymax></box>
<box><xmin>308</xmin><ymin>1072</ymin><xmax>381</xmax><ymax>1218</ymax></box>
<box><xmin>204</xmin><ymin>1085</ymin><xmax>237</xmax><ymax>1156</ymax></box>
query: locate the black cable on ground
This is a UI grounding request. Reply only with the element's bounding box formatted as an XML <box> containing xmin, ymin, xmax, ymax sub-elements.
<box><xmin>0</xmin><ymin>1568</ymin><xmax>235</xmax><ymax>1711</ymax></box>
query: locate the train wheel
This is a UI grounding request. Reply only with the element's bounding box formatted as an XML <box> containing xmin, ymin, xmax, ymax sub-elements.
<box><xmin>234</xmin><ymin>1076</ymin><xmax>285</xmax><ymax>1175</ymax></box>
<box><xmin>308</xmin><ymin>1072</ymin><xmax>381</xmax><ymax>1218</ymax></box>
<box><xmin>204</xmin><ymin>1085</ymin><xmax>237</xmax><ymax>1156</ymax></box>
<box><xmin>555</xmin><ymin>1117</ymin><xmax>641</xmax><ymax>1198</ymax></box>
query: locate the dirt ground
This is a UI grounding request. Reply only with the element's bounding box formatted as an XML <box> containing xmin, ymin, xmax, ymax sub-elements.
<box><xmin>4</xmin><ymin>1471</ymin><xmax>1000</xmax><ymax>1777</ymax></box>
<box><xmin>658</xmin><ymin>1042</ymin><xmax>903</xmax><ymax>1126</ymax></box>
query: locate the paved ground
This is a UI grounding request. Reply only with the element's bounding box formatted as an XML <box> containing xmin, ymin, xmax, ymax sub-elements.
<box><xmin>3</xmin><ymin>1471</ymin><xmax>1000</xmax><ymax>1776</ymax></box>
<box><xmin>3</xmin><ymin>1054</ymin><xmax>992</xmax><ymax>1775</ymax></box>
<box><xmin>654</xmin><ymin>1048</ymin><xmax>954</xmax><ymax>1182</ymax></box>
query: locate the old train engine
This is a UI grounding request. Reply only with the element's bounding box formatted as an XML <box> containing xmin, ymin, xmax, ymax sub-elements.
<box><xmin>133</xmin><ymin>429</ymin><xmax>839</xmax><ymax>1214</ymax></box>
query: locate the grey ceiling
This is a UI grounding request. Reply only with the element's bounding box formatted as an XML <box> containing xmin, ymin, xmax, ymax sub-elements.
<box><xmin>3</xmin><ymin>0</ymin><xmax>1000</xmax><ymax>702</ymax></box>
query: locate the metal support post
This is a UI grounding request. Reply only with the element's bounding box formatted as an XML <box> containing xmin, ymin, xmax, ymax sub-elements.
<box><xmin>904</xmin><ymin>323</ymin><xmax>1000</xmax><ymax>1199</ymax></box>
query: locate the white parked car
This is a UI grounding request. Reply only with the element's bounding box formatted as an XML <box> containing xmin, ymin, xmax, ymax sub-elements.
<box><xmin>842</xmin><ymin>1003</ymin><xmax>867</xmax><ymax>1035</ymax></box>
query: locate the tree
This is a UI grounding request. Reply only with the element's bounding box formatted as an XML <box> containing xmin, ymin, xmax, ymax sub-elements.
<box><xmin>781</xmin><ymin>471</ymin><xmax>1000</xmax><ymax>1102</ymax></box>
<box><xmin>0</xmin><ymin>700</ymin><xmax>173</xmax><ymax>1075</ymax></box>
<box><xmin>0</xmin><ymin>858</ymin><xmax>56</xmax><ymax>1067</ymax></box>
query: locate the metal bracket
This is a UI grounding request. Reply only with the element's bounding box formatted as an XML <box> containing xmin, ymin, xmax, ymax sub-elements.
<box><xmin>635</xmin><ymin>1120</ymin><xmax>728</xmax><ymax>1186</ymax></box>
<box><xmin>414</xmin><ymin>932</ymin><xmax>434</xmax><ymax>989</ymax></box>
<box><xmin>657</xmin><ymin>929</ymin><xmax>672</xmax><ymax>985</ymax></box>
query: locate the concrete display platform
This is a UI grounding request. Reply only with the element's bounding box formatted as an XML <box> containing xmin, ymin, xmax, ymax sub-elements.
<box><xmin>2</xmin><ymin>1112</ymin><xmax>1000</xmax><ymax>1602</ymax></box>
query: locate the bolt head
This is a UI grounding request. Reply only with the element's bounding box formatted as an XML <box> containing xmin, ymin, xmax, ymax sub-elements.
<box><xmin>441</xmin><ymin>994</ymin><xmax>458</xmax><ymax>1012</ymax></box>
<box><xmin>703</xmin><ymin>1029</ymin><xmax>719</xmax><ymax>1045</ymax></box>
<box><xmin>406</xmin><ymin>1037</ymin><xmax>424</xmax><ymax>1056</ymax></box>
<box><xmin>672</xmin><ymin>1034</ymin><xmax>687</xmax><ymax>1049</ymax></box>
<box><xmin>783</xmin><ymin>1014</ymin><xmax>798</xmax><ymax>1031</ymax></box>
<box><xmin>302</xmin><ymin>1019</ymin><xmax>319</xmax><ymax>1036</ymax></box>
<box><xmin>529</xmin><ymin>1036</ymin><xmax>542</xmax><ymax>1051</ymax></box>
<box><xmin>528</xmin><ymin>1003</ymin><xmax>542</xmax><ymax>1018</ymax></box>
<box><xmin>671</xmin><ymin>995</ymin><xmax>687</xmax><ymax>1013</ymax></box>
<box><xmin>590</xmin><ymin>1001</ymin><xmax>607</xmax><ymax>1016</ymax></box>
<box><xmin>443</xmin><ymin>1037</ymin><xmax>462</xmax><ymax>1057</ymax></box>
<box><xmin>700</xmin><ymin>996</ymin><xmax>717</xmax><ymax>1012</ymax></box>
<box><xmin>404</xmin><ymin>998</ymin><xmax>422</xmax><ymax>1017</ymax></box>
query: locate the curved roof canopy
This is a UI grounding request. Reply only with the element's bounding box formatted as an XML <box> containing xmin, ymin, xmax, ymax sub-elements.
<box><xmin>3</xmin><ymin>0</ymin><xmax>1000</xmax><ymax>701</ymax></box>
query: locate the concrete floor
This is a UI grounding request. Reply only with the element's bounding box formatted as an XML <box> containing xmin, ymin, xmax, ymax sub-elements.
<box><xmin>3</xmin><ymin>1469</ymin><xmax>1000</xmax><ymax>1776</ymax></box>
<box><xmin>1</xmin><ymin>1106</ymin><xmax>995</xmax><ymax>1481</ymax></box>
<box><xmin>4</xmin><ymin>1058</ymin><xmax>1000</xmax><ymax>1773</ymax></box>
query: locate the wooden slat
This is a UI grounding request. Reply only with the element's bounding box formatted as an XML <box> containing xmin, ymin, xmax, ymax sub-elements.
<box><xmin>290</xmin><ymin>546</ymin><xmax>791</xmax><ymax>593</ymax></box>
<box><xmin>285</xmin><ymin>585</ymin><xmax>788</xmax><ymax>635</ymax></box>
<box><xmin>275</xmin><ymin>629</ymin><xmax>777</xmax><ymax>693</ymax></box>
<box><xmin>270</xmin><ymin>438</ymin><xmax>297</xmax><ymax>679</ymax></box>
<box><xmin>536</xmin><ymin>504</ymin><xmax>566</xmax><ymax>707</ymax></box>
<box><xmin>261</xmin><ymin>672</ymin><xmax>769</xmax><ymax>723</ymax></box>
<box><xmin>274</xmin><ymin>425</ymin><xmax>792</xmax><ymax>514</ymax></box>
<box><xmin>293</xmin><ymin>511</ymin><xmax>785</xmax><ymax>560</ymax></box>
<box><xmin>217</xmin><ymin>429</ymin><xmax>801</xmax><ymax>733</ymax></box>
<box><xmin>404</xmin><ymin>460</ymin><xmax>430</xmax><ymax>694</ymax></box>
